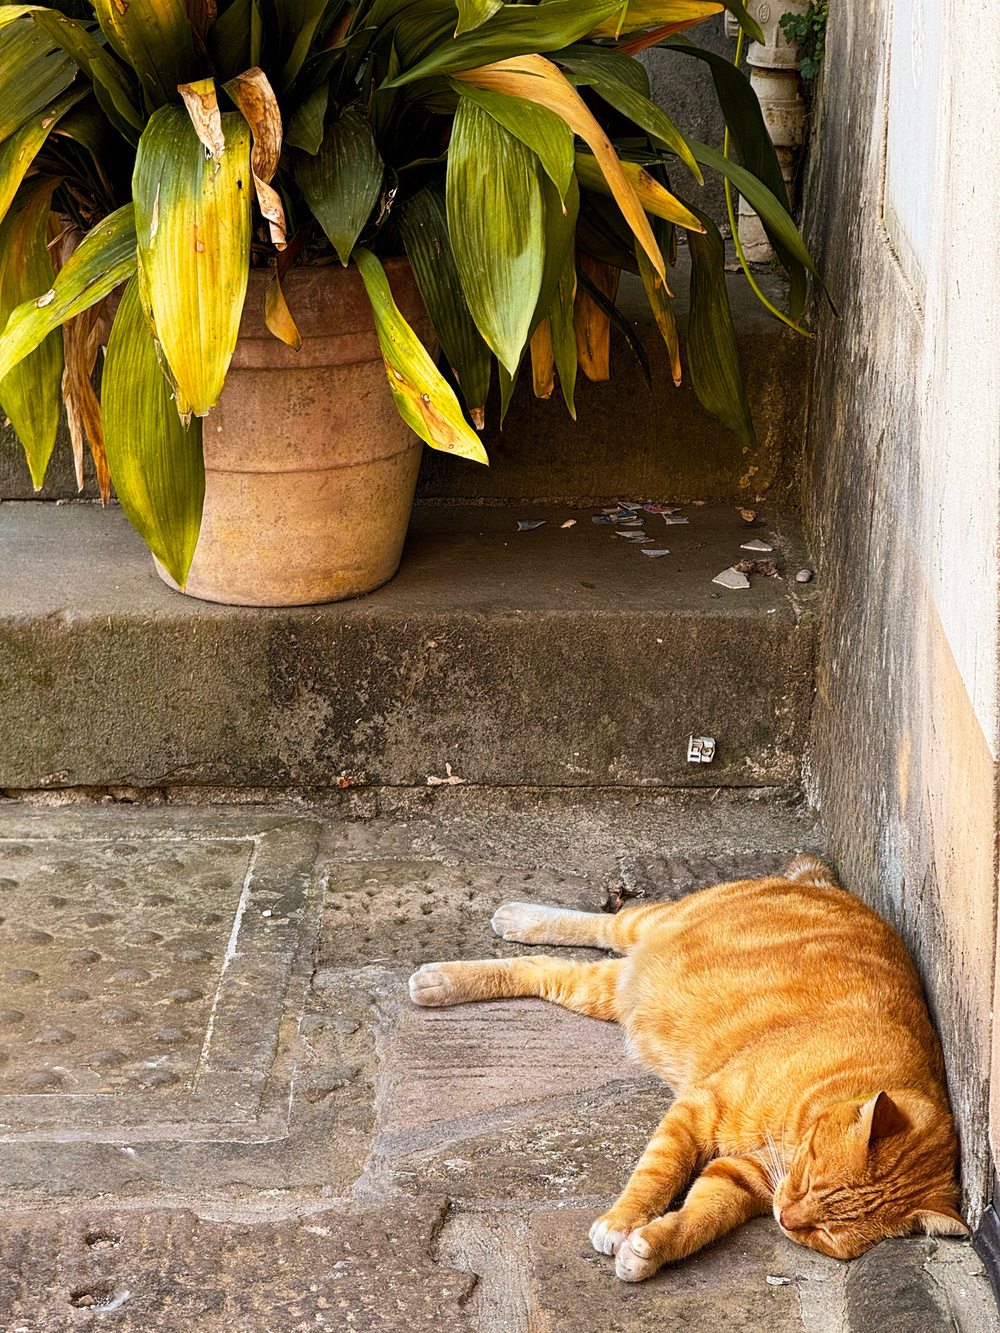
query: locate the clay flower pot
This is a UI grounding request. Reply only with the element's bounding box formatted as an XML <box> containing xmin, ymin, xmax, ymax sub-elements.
<box><xmin>156</xmin><ymin>259</ymin><xmax>435</xmax><ymax>607</ymax></box>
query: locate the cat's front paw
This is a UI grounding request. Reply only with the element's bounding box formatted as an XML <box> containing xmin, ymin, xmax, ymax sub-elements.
<box><xmin>615</xmin><ymin>1231</ymin><xmax>659</xmax><ymax>1283</ymax></box>
<box><xmin>590</xmin><ymin>1214</ymin><xmax>639</xmax><ymax>1256</ymax></box>
<box><xmin>408</xmin><ymin>963</ymin><xmax>463</xmax><ymax>1006</ymax></box>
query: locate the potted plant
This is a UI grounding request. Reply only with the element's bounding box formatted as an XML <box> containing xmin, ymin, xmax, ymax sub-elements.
<box><xmin>0</xmin><ymin>0</ymin><xmax>816</xmax><ymax>605</ymax></box>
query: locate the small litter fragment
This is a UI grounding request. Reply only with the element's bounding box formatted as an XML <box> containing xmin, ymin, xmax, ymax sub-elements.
<box><xmin>765</xmin><ymin>1276</ymin><xmax>792</xmax><ymax>1287</ymax></box>
<box><xmin>741</xmin><ymin>538</ymin><xmax>773</xmax><ymax>552</ymax></box>
<box><xmin>643</xmin><ymin>503</ymin><xmax>681</xmax><ymax>514</ymax></box>
<box><xmin>561</xmin><ymin>519</ymin><xmax>577</xmax><ymax>528</ymax></box>
<box><xmin>592</xmin><ymin>514</ymin><xmax>614</xmax><ymax>525</ymax></box>
<box><xmin>713</xmin><ymin>567</ymin><xmax>750</xmax><ymax>589</ymax></box>
<box><xmin>517</xmin><ymin>519</ymin><xmax>545</xmax><ymax>531</ymax></box>
<box><xmin>641</xmin><ymin>548</ymin><xmax>671</xmax><ymax>557</ymax></box>
<box><xmin>687</xmin><ymin>736</ymin><xmax>716</xmax><ymax>763</ymax></box>
<box><xmin>733</xmin><ymin>559</ymin><xmax>782</xmax><ymax>579</ymax></box>
<box><xmin>616</xmin><ymin>532</ymin><xmax>653</xmax><ymax>542</ymax></box>
<box><xmin>796</xmin><ymin>568</ymin><xmax>814</xmax><ymax>583</ymax></box>
<box><xmin>427</xmin><ymin>763</ymin><xmax>465</xmax><ymax>786</ymax></box>
<box><xmin>662</xmin><ymin>515</ymin><xmax>689</xmax><ymax>525</ymax></box>
<box><xmin>739</xmin><ymin>508</ymin><xmax>757</xmax><ymax>523</ymax></box>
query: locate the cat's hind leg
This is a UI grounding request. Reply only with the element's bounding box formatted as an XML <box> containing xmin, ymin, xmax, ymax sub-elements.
<box><xmin>409</xmin><ymin>956</ymin><xmax>626</xmax><ymax>1020</ymax></box>
<box><xmin>491</xmin><ymin>900</ymin><xmax>674</xmax><ymax>952</ymax></box>
<box><xmin>614</xmin><ymin>1156</ymin><xmax>772</xmax><ymax>1282</ymax></box>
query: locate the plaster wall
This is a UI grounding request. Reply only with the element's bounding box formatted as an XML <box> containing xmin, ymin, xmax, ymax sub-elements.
<box><xmin>804</xmin><ymin>0</ymin><xmax>1000</xmax><ymax>1218</ymax></box>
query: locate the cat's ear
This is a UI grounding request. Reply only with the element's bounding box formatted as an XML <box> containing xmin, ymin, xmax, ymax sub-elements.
<box><xmin>910</xmin><ymin>1206</ymin><xmax>970</xmax><ymax>1237</ymax></box>
<box><xmin>858</xmin><ymin>1091</ymin><xmax>909</xmax><ymax>1141</ymax></box>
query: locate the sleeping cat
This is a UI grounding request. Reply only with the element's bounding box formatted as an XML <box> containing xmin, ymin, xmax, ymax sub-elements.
<box><xmin>408</xmin><ymin>855</ymin><xmax>967</xmax><ymax>1282</ymax></box>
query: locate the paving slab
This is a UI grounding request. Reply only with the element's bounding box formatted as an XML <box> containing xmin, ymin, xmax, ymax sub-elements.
<box><xmin>0</xmin><ymin>801</ymin><xmax>992</xmax><ymax>1332</ymax></box>
<box><xmin>0</xmin><ymin>500</ymin><xmax>816</xmax><ymax>791</ymax></box>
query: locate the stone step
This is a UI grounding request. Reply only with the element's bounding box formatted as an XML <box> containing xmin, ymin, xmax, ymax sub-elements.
<box><xmin>0</xmin><ymin>498</ymin><xmax>817</xmax><ymax>794</ymax></box>
<box><xmin>0</xmin><ymin>259</ymin><xmax>812</xmax><ymax>509</ymax></box>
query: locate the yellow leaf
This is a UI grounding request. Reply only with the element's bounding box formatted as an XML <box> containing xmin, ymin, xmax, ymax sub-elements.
<box><xmin>453</xmin><ymin>54</ymin><xmax>665</xmax><ymax>280</ymax></box>
<box><xmin>530</xmin><ymin>319</ymin><xmax>555</xmax><ymax>399</ymax></box>
<box><xmin>587</xmin><ymin>0</ymin><xmax>721</xmax><ymax>38</ymax></box>
<box><xmin>264</xmin><ymin>266</ymin><xmax>301</xmax><ymax>349</ymax></box>
<box><xmin>574</xmin><ymin>253</ymin><xmax>618</xmax><ymax>382</ymax></box>
<box><xmin>574</xmin><ymin>151</ymin><xmax>705</xmax><ymax>240</ymax></box>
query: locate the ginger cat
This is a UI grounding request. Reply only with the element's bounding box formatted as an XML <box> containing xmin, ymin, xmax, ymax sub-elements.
<box><xmin>409</xmin><ymin>855</ymin><xmax>967</xmax><ymax>1282</ymax></box>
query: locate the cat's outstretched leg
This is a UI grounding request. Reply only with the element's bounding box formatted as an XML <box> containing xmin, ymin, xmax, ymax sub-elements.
<box><xmin>614</xmin><ymin>1156</ymin><xmax>772</xmax><ymax>1282</ymax></box>
<box><xmin>589</xmin><ymin>1100</ymin><xmax>706</xmax><ymax>1256</ymax></box>
<box><xmin>491</xmin><ymin>901</ymin><xmax>674</xmax><ymax>952</ymax></box>
<box><xmin>409</xmin><ymin>956</ymin><xmax>625</xmax><ymax>1019</ymax></box>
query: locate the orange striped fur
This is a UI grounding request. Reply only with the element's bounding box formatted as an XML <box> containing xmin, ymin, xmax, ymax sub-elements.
<box><xmin>409</xmin><ymin>855</ymin><xmax>966</xmax><ymax>1282</ymax></box>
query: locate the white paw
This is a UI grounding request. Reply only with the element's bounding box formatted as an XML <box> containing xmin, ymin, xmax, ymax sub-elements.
<box><xmin>408</xmin><ymin>963</ymin><xmax>459</xmax><ymax>1007</ymax></box>
<box><xmin>589</xmin><ymin>1218</ymin><xmax>631</xmax><ymax>1256</ymax></box>
<box><xmin>491</xmin><ymin>902</ymin><xmax>550</xmax><ymax>942</ymax></box>
<box><xmin>615</xmin><ymin>1232</ymin><xmax>657</xmax><ymax>1282</ymax></box>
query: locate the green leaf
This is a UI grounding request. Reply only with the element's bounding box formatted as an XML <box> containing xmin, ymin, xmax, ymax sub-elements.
<box><xmin>285</xmin><ymin>80</ymin><xmax>329</xmax><ymax>153</ymax></box>
<box><xmin>685</xmin><ymin>204</ymin><xmax>754</xmax><ymax>446</ymax></box>
<box><xmin>560</xmin><ymin>52</ymin><xmax>701</xmax><ymax>182</ymax></box>
<box><xmin>549</xmin><ymin>239</ymin><xmax>576</xmax><ymax>418</ymax></box>
<box><xmin>91</xmin><ymin>0</ymin><xmax>198</xmax><ymax>108</ymax></box>
<box><xmin>721</xmin><ymin>0</ymin><xmax>763</xmax><ymax>44</ymax></box>
<box><xmin>383</xmin><ymin>0</ymin><xmax>622</xmax><ymax>87</ymax></box>
<box><xmin>296</xmin><ymin>108</ymin><xmax>383</xmax><ymax>265</ymax></box>
<box><xmin>103</xmin><ymin>276</ymin><xmax>205</xmax><ymax>588</ymax></box>
<box><xmin>0</xmin><ymin>85</ymin><xmax>84</xmax><ymax>233</ymax></box>
<box><xmin>207</xmin><ymin>0</ymin><xmax>252</xmax><ymax>78</ymax></box>
<box><xmin>353</xmin><ymin>246</ymin><xmax>489</xmax><ymax>463</ymax></box>
<box><xmin>133</xmin><ymin>106</ymin><xmax>252</xmax><ymax>418</ymax></box>
<box><xmin>449</xmin><ymin>78</ymin><xmax>574</xmax><ymax>203</ymax></box>
<box><xmin>552</xmin><ymin>42</ymin><xmax>651</xmax><ymax>95</ymax></box>
<box><xmin>26</xmin><ymin>7</ymin><xmax>144</xmax><ymax>132</ymax></box>
<box><xmin>455</xmin><ymin>0</ymin><xmax>502</xmax><ymax>34</ymax></box>
<box><xmin>664</xmin><ymin>37</ymin><xmax>804</xmax><ymax>310</ymax></box>
<box><xmin>274</xmin><ymin>0</ymin><xmax>329</xmax><ymax>92</ymax></box>
<box><xmin>398</xmin><ymin>182</ymin><xmax>492</xmax><ymax>417</ymax></box>
<box><xmin>532</xmin><ymin>168</ymin><xmax>577</xmax><ymax>337</ymax></box>
<box><xmin>687</xmin><ymin>137</ymin><xmax>817</xmax><ymax>277</ymax></box>
<box><xmin>0</xmin><ymin>16</ymin><xmax>76</xmax><ymax>141</ymax></box>
<box><xmin>446</xmin><ymin>98</ymin><xmax>544</xmax><ymax>375</ymax></box>
<box><xmin>0</xmin><ymin>202</ymin><xmax>137</xmax><ymax>383</ymax></box>
<box><xmin>0</xmin><ymin>180</ymin><xmax>63</xmax><ymax>489</ymax></box>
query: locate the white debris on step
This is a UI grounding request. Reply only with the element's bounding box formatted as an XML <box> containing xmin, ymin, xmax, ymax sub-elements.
<box><xmin>561</xmin><ymin>519</ymin><xmax>577</xmax><ymax>528</ymax></box>
<box><xmin>796</xmin><ymin>568</ymin><xmax>814</xmax><ymax>583</ymax></box>
<box><xmin>641</xmin><ymin>548</ymin><xmax>671</xmax><ymax>557</ymax></box>
<box><xmin>765</xmin><ymin>1277</ymin><xmax>792</xmax><ymax>1286</ymax></box>
<box><xmin>517</xmin><ymin>519</ymin><xmax>545</xmax><ymax>531</ymax></box>
<box><xmin>687</xmin><ymin>736</ymin><xmax>716</xmax><ymax>763</ymax></box>
<box><xmin>427</xmin><ymin>763</ymin><xmax>466</xmax><ymax>786</ymax></box>
<box><xmin>741</xmin><ymin>538</ymin><xmax>773</xmax><ymax>552</ymax></box>
<box><xmin>662</xmin><ymin>515</ymin><xmax>689</xmax><ymax>525</ymax></box>
<box><xmin>713</xmin><ymin>567</ymin><xmax>751</xmax><ymax>589</ymax></box>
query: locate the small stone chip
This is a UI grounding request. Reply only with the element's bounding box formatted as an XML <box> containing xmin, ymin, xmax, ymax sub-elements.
<box><xmin>741</xmin><ymin>538</ymin><xmax>773</xmax><ymax>552</ymax></box>
<box><xmin>796</xmin><ymin>568</ymin><xmax>814</xmax><ymax>583</ymax></box>
<box><xmin>641</xmin><ymin>548</ymin><xmax>671</xmax><ymax>557</ymax></box>
<box><xmin>765</xmin><ymin>1276</ymin><xmax>792</xmax><ymax>1286</ymax></box>
<box><xmin>560</xmin><ymin>519</ymin><xmax>577</xmax><ymax>528</ymax></box>
<box><xmin>713</xmin><ymin>567</ymin><xmax>751</xmax><ymax>589</ymax></box>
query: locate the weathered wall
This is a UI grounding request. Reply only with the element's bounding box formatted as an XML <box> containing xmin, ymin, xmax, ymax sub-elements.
<box><xmin>804</xmin><ymin>0</ymin><xmax>1000</xmax><ymax>1220</ymax></box>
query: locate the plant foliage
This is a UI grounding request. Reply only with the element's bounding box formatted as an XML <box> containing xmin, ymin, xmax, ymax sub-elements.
<box><xmin>0</xmin><ymin>0</ymin><xmax>817</xmax><ymax>585</ymax></box>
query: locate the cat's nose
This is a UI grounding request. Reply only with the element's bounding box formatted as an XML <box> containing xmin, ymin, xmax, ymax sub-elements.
<box><xmin>778</xmin><ymin>1209</ymin><xmax>793</xmax><ymax>1230</ymax></box>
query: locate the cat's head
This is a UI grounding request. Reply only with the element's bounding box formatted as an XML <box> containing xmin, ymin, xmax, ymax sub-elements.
<box><xmin>772</xmin><ymin>1091</ymin><xmax>968</xmax><ymax>1259</ymax></box>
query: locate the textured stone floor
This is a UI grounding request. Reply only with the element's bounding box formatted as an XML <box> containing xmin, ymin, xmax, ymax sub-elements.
<box><xmin>0</xmin><ymin>792</ymin><xmax>994</xmax><ymax>1332</ymax></box>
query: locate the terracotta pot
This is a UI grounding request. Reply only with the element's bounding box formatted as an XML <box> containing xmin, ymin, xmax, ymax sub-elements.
<box><xmin>155</xmin><ymin>259</ymin><xmax>435</xmax><ymax>607</ymax></box>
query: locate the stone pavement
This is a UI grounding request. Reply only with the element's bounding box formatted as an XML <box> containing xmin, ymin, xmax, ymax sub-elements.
<box><xmin>0</xmin><ymin>791</ymin><xmax>993</xmax><ymax>1333</ymax></box>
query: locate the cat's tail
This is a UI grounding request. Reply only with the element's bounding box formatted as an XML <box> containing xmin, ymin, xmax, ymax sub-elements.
<box><xmin>785</xmin><ymin>854</ymin><xmax>840</xmax><ymax>888</ymax></box>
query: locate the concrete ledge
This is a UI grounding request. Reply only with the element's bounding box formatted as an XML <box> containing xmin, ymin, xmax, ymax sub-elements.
<box><xmin>0</xmin><ymin>500</ymin><xmax>817</xmax><ymax>790</ymax></box>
